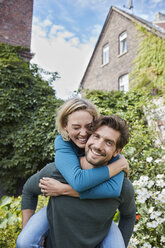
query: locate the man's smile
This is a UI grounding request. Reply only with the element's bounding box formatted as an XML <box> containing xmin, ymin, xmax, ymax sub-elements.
<box><xmin>89</xmin><ymin>147</ymin><xmax>106</xmax><ymax>157</ymax></box>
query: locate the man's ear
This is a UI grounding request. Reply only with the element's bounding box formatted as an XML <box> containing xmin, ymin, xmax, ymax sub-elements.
<box><xmin>114</xmin><ymin>148</ymin><xmax>122</xmax><ymax>157</ymax></box>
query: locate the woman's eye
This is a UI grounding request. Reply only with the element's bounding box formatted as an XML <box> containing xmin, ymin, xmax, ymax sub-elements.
<box><xmin>86</xmin><ymin>124</ymin><xmax>93</xmax><ymax>130</ymax></box>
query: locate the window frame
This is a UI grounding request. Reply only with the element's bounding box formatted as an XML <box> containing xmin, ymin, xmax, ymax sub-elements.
<box><xmin>119</xmin><ymin>31</ymin><xmax>127</xmax><ymax>55</ymax></box>
<box><xmin>118</xmin><ymin>74</ymin><xmax>129</xmax><ymax>93</ymax></box>
<box><xmin>102</xmin><ymin>43</ymin><xmax>109</xmax><ymax>65</ymax></box>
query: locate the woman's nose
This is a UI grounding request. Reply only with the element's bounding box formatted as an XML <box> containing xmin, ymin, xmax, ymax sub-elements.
<box><xmin>80</xmin><ymin>128</ymin><xmax>88</xmax><ymax>136</ymax></box>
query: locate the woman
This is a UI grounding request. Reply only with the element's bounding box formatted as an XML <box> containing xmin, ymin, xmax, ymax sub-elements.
<box><xmin>17</xmin><ymin>97</ymin><xmax>128</xmax><ymax>248</ymax></box>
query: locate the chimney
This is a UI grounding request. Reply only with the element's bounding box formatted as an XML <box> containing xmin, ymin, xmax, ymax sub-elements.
<box><xmin>153</xmin><ymin>12</ymin><xmax>165</xmax><ymax>30</ymax></box>
<box><xmin>0</xmin><ymin>0</ymin><xmax>34</xmax><ymax>60</ymax></box>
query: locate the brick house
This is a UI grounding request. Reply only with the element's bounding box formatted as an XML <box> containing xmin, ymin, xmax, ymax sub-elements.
<box><xmin>0</xmin><ymin>0</ymin><xmax>34</xmax><ymax>60</ymax></box>
<box><xmin>80</xmin><ymin>6</ymin><xmax>165</xmax><ymax>93</ymax></box>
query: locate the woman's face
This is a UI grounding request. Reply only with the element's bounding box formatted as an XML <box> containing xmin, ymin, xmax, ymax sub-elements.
<box><xmin>65</xmin><ymin>110</ymin><xmax>93</xmax><ymax>148</ymax></box>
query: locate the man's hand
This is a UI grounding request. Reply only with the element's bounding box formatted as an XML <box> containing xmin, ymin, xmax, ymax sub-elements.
<box><xmin>39</xmin><ymin>177</ymin><xmax>79</xmax><ymax>197</ymax></box>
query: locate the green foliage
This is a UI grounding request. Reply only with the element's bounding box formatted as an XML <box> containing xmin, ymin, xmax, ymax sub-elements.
<box><xmin>130</xmin><ymin>25</ymin><xmax>165</xmax><ymax>94</ymax></box>
<box><xmin>85</xmin><ymin>89</ymin><xmax>165</xmax><ymax>247</ymax></box>
<box><xmin>1</xmin><ymin>88</ymin><xmax>165</xmax><ymax>247</ymax></box>
<box><xmin>0</xmin><ymin>195</ymin><xmax>48</xmax><ymax>248</ymax></box>
<box><xmin>0</xmin><ymin>43</ymin><xmax>63</xmax><ymax>194</ymax></box>
<box><xmin>85</xmin><ymin>89</ymin><xmax>165</xmax><ymax>180</ymax></box>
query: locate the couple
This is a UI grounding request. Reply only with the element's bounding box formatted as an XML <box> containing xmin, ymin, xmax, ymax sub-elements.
<box><xmin>17</xmin><ymin>97</ymin><xmax>136</xmax><ymax>248</ymax></box>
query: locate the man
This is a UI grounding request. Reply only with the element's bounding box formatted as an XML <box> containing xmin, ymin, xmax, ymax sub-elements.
<box><xmin>19</xmin><ymin>115</ymin><xmax>136</xmax><ymax>247</ymax></box>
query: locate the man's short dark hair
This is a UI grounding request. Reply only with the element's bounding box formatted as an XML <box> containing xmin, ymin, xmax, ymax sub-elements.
<box><xmin>92</xmin><ymin>115</ymin><xmax>130</xmax><ymax>150</ymax></box>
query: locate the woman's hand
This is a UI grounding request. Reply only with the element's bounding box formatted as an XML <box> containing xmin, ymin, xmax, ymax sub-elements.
<box><xmin>39</xmin><ymin>177</ymin><xmax>79</xmax><ymax>197</ymax></box>
<box><xmin>118</xmin><ymin>155</ymin><xmax>129</xmax><ymax>177</ymax></box>
<box><xmin>39</xmin><ymin>178</ymin><xmax>65</xmax><ymax>197</ymax></box>
<box><xmin>107</xmin><ymin>154</ymin><xmax>129</xmax><ymax>178</ymax></box>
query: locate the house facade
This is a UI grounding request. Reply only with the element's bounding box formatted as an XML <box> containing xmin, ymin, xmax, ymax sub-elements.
<box><xmin>80</xmin><ymin>6</ymin><xmax>165</xmax><ymax>93</ymax></box>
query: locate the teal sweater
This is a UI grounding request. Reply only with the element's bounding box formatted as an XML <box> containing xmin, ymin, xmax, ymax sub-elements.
<box><xmin>55</xmin><ymin>134</ymin><xmax>124</xmax><ymax>199</ymax></box>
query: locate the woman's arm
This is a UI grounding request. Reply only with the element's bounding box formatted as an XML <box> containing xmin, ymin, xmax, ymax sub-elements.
<box><xmin>79</xmin><ymin>172</ymin><xmax>124</xmax><ymax>199</ymax></box>
<box><xmin>55</xmin><ymin>135</ymin><xmax>127</xmax><ymax>194</ymax></box>
<box><xmin>39</xmin><ymin>172</ymin><xmax>124</xmax><ymax>199</ymax></box>
<box><xmin>55</xmin><ymin>135</ymin><xmax>110</xmax><ymax>192</ymax></box>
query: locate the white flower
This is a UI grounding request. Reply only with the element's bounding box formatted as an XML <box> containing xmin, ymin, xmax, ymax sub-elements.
<box><xmin>146</xmin><ymin>157</ymin><xmax>153</xmax><ymax>162</ymax></box>
<box><xmin>142</xmin><ymin>243</ymin><xmax>152</xmax><ymax>248</ymax></box>
<box><xmin>155</xmin><ymin>159</ymin><xmax>162</xmax><ymax>163</ymax></box>
<box><xmin>140</xmin><ymin>175</ymin><xmax>149</xmax><ymax>182</ymax></box>
<box><xmin>133</xmin><ymin>223</ymin><xmax>140</xmax><ymax>231</ymax></box>
<box><xmin>157</xmin><ymin>217</ymin><xmax>165</xmax><ymax>224</ymax></box>
<box><xmin>156</xmin><ymin>174</ymin><xmax>164</xmax><ymax>179</ymax></box>
<box><xmin>148</xmin><ymin>207</ymin><xmax>154</xmax><ymax>213</ymax></box>
<box><xmin>147</xmin><ymin>221</ymin><xmax>158</xmax><ymax>228</ymax></box>
<box><xmin>129</xmin><ymin>237</ymin><xmax>139</xmax><ymax>245</ymax></box>
<box><xmin>133</xmin><ymin>180</ymin><xmax>138</xmax><ymax>186</ymax></box>
<box><xmin>162</xmin><ymin>155</ymin><xmax>165</xmax><ymax>161</ymax></box>
<box><xmin>150</xmin><ymin>211</ymin><xmax>162</xmax><ymax>219</ymax></box>
<box><xmin>136</xmin><ymin>194</ymin><xmax>147</xmax><ymax>203</ymax></box>
<box><xmin>161</xmin><ymin>236</ymin><xmax>165</xmax><ymax>243</ymax></box>
<box><xmin>147</xmin><ymin>180</ymin><xmax>154</xmax><ymax>188</ymax></box>
<box><xmin>156</xmin><ymin>179</ymin><xmax>165</xmax><ymax>187</ymax></box>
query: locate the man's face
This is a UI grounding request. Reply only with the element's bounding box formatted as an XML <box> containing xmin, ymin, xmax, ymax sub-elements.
<box><xmin>85</xmin><ymin>125</ymin><xmax>121</xmax><ymax>166</ymax></box>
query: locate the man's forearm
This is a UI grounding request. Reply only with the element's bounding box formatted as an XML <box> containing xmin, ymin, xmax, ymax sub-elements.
<box><xmin>22</xmin><ymin>209</ymin><xmax>35</xmax><ymax>229</ymax></box>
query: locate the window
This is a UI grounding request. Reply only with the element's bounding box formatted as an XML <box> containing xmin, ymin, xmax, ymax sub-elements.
<box><xmin>119</xmin><ymin>32</ymin><xmax>127</xmax><ymax>55</ymax></box>
<box><xmin>102</xmin><ymin>44</ymin><xmax>109</xmax><ymax>65</ymax></box>
<box><xmin>119</xmin><ymin>74</ymin><xmax>129</xmax><ymax>93</ymax></box>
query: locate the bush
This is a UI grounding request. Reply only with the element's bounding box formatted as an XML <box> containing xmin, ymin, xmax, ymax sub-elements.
<box><xmin>85</xmin><ymin>89</ymin><xmax>164</xmax><ymax>180</ymax></box>
<box><xmin>85</xmin><ymin>89</ymin><xmax>165</xmax><ymax>247</ymax></box>
<box><xmin>1</xmin><ymin>86</ymin><xmax>164</xmax><ymax>246</ymax></box>
<box><xmin>0</xmin><ymin>195</ymin><xmax>48</xmax><ymax>247</ymax></box>
<box><xmin>0</xmin><ymin>43</ymin><xmax>63</xmax><ymax>194</ymax></box>
<box><xmin>129</xmin><ymin>172</ymin><xmax>165</xmax><ymax>247</ymax></box>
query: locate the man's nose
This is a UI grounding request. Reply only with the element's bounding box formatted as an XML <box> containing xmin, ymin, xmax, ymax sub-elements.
<box><xmin>94</xmin><ymin>139</ymin><xmax>104</xmax><ymax>150</ymax></box>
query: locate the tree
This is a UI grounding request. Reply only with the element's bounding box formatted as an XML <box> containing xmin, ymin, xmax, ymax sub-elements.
<box><xmin>0</xmin><ymin>43</ymin><xmax>63</xmax><ymax>195</ymax></box>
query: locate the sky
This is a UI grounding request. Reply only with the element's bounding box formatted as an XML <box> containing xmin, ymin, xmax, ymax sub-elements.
<box><xmin>31</xmin><ymin>0</ymin><xmax>165</xmax><ymax>99</ymax></box>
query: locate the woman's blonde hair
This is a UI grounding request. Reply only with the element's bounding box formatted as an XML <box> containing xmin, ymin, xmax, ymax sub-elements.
<box><xmin>56</xmin><ymin>97</ymin><xmax>99</xmax><ymax>141</ymax></box>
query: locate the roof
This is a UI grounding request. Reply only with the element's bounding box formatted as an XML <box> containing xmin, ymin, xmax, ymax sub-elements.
<box><xmin>79</xmin><ymin>6</ymin><xmax>165</xmax><ymax>89</ymax></box>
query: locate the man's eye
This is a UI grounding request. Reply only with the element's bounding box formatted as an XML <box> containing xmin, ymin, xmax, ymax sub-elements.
<box><xmin>106</xmin><ymin>141</ymin><xmax>112</xmax><ymax>146</ymax></box>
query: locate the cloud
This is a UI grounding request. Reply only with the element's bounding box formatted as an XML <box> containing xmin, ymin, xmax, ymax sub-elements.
<box><xmin>151</xmin><ymin>0</ymin><xmax>162</xmax><ymax>3</ymax></box>
<box><xmin>73</xmin><ymin>0</ymin><xmax>110</xmax><ymax>10</ymax></box>
<box><xmin>31</xmin><ymin>18</ymin><xmax>96</xmax><ymax>99</ymax></box>
<box><xmin>43</xmin><ymin>19</ymin><xmax>52</xmax><ymax>27</ymax></box>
